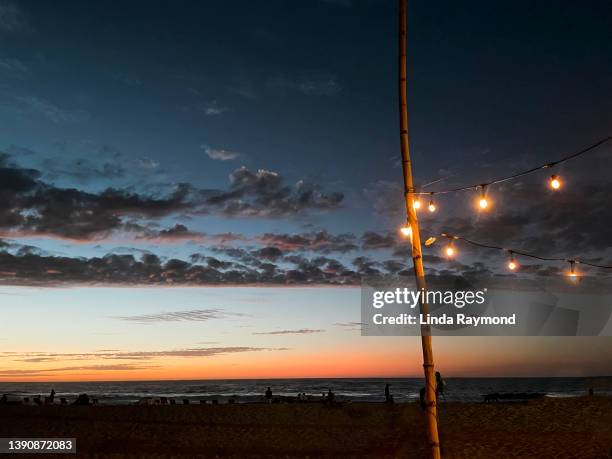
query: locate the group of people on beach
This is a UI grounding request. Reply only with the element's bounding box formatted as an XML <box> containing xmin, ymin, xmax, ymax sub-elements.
<box><xmin>264</xmin><ymin>387</ymin><xmax>336</xmax><ymax>404</ymax></box>
<box><xmin>2</xmin><ymin>375</ymin><xmax>449</xmax><ymax>407</ymax></box>
<box><xmin>0</xmin><ymin>389</ymin><xmax>96</xmax><ymax>406</ymax></box>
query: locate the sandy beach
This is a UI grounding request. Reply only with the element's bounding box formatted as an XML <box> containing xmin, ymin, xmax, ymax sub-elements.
<box><xmin>0</xmin><ymin>396</ymin><xmax>610</xmax><ymax>458</ymax></box>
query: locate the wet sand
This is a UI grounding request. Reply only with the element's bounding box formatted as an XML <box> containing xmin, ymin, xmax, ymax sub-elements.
<box><xmin>0</xmin><ymin>397</ymin><xmax>610</xmax><ymax>458</ymax></box>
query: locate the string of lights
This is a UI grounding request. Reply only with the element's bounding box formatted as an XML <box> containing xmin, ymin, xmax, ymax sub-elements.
<box><xmin>419</xmin><ymin>233</ymin><xmax>612</xmax><ymax>280</ymax></box>
<box><xmin>399</xmin><ymin>136</ymin><xmax>612</xmax><ymax>282</ymax></box>
<box><xmin>409</xmin><ymin>137</ymin><xmax>611</xmax><ymax>213</ymax></box>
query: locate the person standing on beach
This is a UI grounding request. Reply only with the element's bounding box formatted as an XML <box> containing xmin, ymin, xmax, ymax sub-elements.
<box><xmin>435</xmin><ymin>371</ymin><xmax>446</xmax><ymax>400</ymax></box>
<box><xmin>385</xmin><ymin>383</ymin><xmax>393</xmax><ymax>403</ymax></box>
<box><xmin>265</xmin><ymin>387</ymin><xmax>272</xmax><ymax>403</ymax></box>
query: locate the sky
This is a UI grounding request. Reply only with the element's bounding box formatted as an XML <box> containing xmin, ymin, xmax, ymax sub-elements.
<box><xmin>0</xmin><ymin>0</ymin><xmax>611</xmax><ymax>381</ymax></box>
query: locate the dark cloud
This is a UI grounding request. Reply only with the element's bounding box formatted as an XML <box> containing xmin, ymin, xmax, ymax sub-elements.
<box><xmin>253</xmin><ymin>329</ymin><xmax>324</xmax><ymax>335</ymax></box>
<box><xmin>361</xmin><ymin>231</ymin><xmax>396</xmax><ymax>250</ymax></box>
<box><xmin>0</xmin><ymin>248</ymin><xmax>363</xmax><ymax>286</ymax></box>
<box><xmin>137</xmin><ymin>223</ymin><xmax>204</xmax><ymax>242</ymax></box>
<box><xmin>202</xmin><ymin>166</ymin><xmax>343</xmax><ymax>217</ymax></box>
<box><xmin>259</xmin><ymin>230</ymin><xmax>357</xmax><ymax>253</ymax></box>
<box><xmin>0</xmin><ymin>157</ymin><xmax>344</xmax><ymax>241</ymax></box>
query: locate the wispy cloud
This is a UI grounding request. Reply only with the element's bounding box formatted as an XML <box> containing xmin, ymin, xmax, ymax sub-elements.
<box><xmin>0</xmin><ymin>57</ymin><xmax>28</xmax><ymax>79</ymax></box>
<box><xmin>112</xmin><ymin>72</ymin><xmax>142</xmax><ymax>87</ymax></box>
<box><xmin>0</xmin><ymin>2</ymin><xmax>29</xmax><ymax>33</ymax></box>
<box><xmin>202</xmin><ymin>100</ymin><xmax>230</xmax><ymax>116</ymax></box>
<box><xmin>334</xmin><ymin>322</ymin><xmax>363</xmax><ymax>331</ymax></box>
<box><xmin>0</xmin><ymin>346</ymin><xmax>290</xmax><ymax>365</ymax></box>
<box><xmin>111</xmin><ymin>309</ymin><xmax>245</xmax><ymax>324</ymax></box>
<box><xmin>268</xmin><ymin>73</ymin><xmax>342</xmax><ymax>96</ymax></box>
<box><xmin>253</xmin><ymin>329</ymin><xmax>325</xmax><ymax>335</ymax></box>
<box><xmin>0</xmin><ymin>364</ymin><xmax>157</xmax><ymax>377</ymax></box>
<box><xmin>201</xmin><ymin>145</ymin><xmax>242</xmax><ymax>161</ymax></box>
<box><xmin>8</xmin><ymin>96</ymin><xmax>89</xmax><ymax>124</ymax></box>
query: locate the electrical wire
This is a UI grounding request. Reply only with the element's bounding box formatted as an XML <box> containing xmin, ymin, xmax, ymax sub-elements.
<box><xmin>413</xmin><ymin>137</ymin><xmax>611</xmax><ymax>195</ymax></box>
<box><xmin>437</xmin><ymin>233</ymin><xmax>612</xmax><ymax>269</ymax></box>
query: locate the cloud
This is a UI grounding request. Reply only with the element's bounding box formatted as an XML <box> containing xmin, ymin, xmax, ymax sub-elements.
<box><xmin>0</xmin><ymin>57</ymin><xmax>28</xmax><ymax>78</ymax></box>
<box><xmin>361</xmin><ymin>231</ymin><xmax>396</xmax><ymax>250</ymax></box>
<box><xmin>137</xmin><ymin>157</ymin><xmax>160</xmax><ymax>169</ymax></box>
<box><xmin>0</xmin><ymin>246</ymin><xmax>364</xmax><ymax>286</ymax></box>
<box><xmin>134</xmin><ymin>223</ymin><xmax>204</xmax><ymax>242</ymax></box>
<box><xmin>111</xmin><ymin>308</ymin><xmax>243</xmax><ymax>323</ymax></box>
<box><xmin>0</xmin><ymin>2</ymin><xmax>28</xmax><ymax>32</ymax></box>
<box><xmin>8</xmin><ymin>96</ymin><xmax>89</xmax><ymax>124</ymax></box>
<box><xmin>253</xmin><ymin>329</ymin><xmax>324</xmax><ymax>335</ymax></box>
<box><xmin>41</xmin><ymin>157</ymin><xmax>126</xmax><ymax>182</ymax></box>
<box><xmin>258</xmin><ymin>230</ymin><xmax>357</xmax><ymax>253</ymax></box>
<box><xmin>0</xmin><ymin>346</ymin><xmax>290</xmax><ymax>366</ymax></box>
<box><xmin>202</xmin><ymin>166</ymin><xmax>344</xmax><ymax>217</ymax></box>
<box><xmin>202</xmin><ymin>100</ymin><xmax>230</xmax><ymax>116</ymax></box>
<box><xmin>112</xmin><ymin>72</ymin><xmax>142</xmax><ymax>87</ymax></box>
<box><xmin>0</xmin><ymin>364</ymin><xmax>156</xmax><ymax>377</ymax></box>
<box><xmin>0</xmin><ymin>157</ymin><xmax>344</xmax><ymax>241</ymax></box>
<box><xmin>334</xmin><ymin>322</ymin><xmax>363</xmax><ymax>331</ymax></box>
<box><xmin>268</xmin><ymin>73</ymin><xmax>342</xmax><ymax>96</ymax></box>
<box><xmin>201</xmin><ymin>145</ymin><xmax>242</xmax><ymax>161</ymax></box>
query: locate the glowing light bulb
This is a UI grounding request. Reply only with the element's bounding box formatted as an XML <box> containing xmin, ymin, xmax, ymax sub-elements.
<box><xmin>413</xmin><ymin>199</ymin><xmax>421</xmax><ymax>210</ymax></box>
<box><xmin>400</xmin><ymin>225</ymin><xmax>412</xmax><ymax>239</ymax></box>
<box><xmin>445</xmin><ymin>245</ymin><xmax>455</xmax><ymax>257</ymax></box>
<box><xmin>507</xmin><ymin>252</ymin><xmax>518</xmax><ymax>271</ymax></box>
<box><xmin>428</xmin><ymin>200</ymin><xmax>436</xmax><ymax>212</ymax></box>
<box><xmin>477</xmin><ymin>185</ymin><xmax>490</xmax><ymax>210</ymax></box>
<box><xmin>567</xmin><ymin>261</ymin><xmax>580</xmax><ymax>282</ymax></box>
<box><xmin>549</xmin><ymin>174</ymin><xmax>562</xmax><ymax>190</ymax></box>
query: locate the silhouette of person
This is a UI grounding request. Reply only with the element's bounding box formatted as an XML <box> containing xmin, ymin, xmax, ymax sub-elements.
<box><xmin>385</xmin><ymin>383</ymin><xmax>391</xmax><ymax>402</ymax></box>
<box><xmin>265</xmin><ymin>387</ymin><xmax>272</xmax><ymax>403</ymax></box>
<box><xmin>0</xmin><ymin>394</ymin><xmax>7</xmax><ymax>404</ymax></box>
<box><xmin>435</xmin><ymin>371</ymin><xmax>446</xmax><ymax>400</ymax></box>
<box><xmin>49</xmin><ymin>389</ymin><xmax>56</xmax><ymax>404</ymax></box>
<box><xmin>326</xmin><ymin>389</ymin><xmax>335</xmax><ymax>403</ymax></box>
<box><xmin>419</xmin><ymin>387</ymin><xmax>427</xmax><ymax>410</ymax></box>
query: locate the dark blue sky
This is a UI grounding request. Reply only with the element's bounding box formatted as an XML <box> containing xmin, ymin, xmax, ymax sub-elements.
<box><xmin>0</xmin><ymin>0</ymin><xmax>611</xmax><ymax>284</ymax></box>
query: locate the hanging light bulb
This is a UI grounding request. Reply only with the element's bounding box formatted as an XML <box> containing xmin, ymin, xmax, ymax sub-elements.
<box><xmin>444</xmin><ymin>238</ymin><xmax>456</xmax><ymax>258</ymax></box>
<box><xmin>549</xmin><ymin>174</ymin><xmax>562</xmax><ymax>190</ymax></box>
<box><xmin>507</xmin><ymin>252</ymin><xmax>518</xmax><ymax>271</ymax></box>
<box><xmin>477</xmin><ymin>185</ymin><xmax>489</xmax><ymax>210</ymax></box>
<box><xmin>413</xmin><ymin>199</ymin><xmax>421</xmax><ymax>210</ymax></box>
<box><xmin>400</xmin><ymin>225</ymin><xmax>412</xmax><ymax>240</ymax></box>
<box><xmin>428</xmin><ymin>200</ymin><xmax>436</xmax><ymax>212</ymax></box>
<box><xmin>567</xmin><ymin>260</ymin><xmax>580</xmax><ymax>282</ymax></box>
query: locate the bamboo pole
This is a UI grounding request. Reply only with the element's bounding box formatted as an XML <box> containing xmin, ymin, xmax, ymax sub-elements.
<box><xmin>398</xmin><ymin>0</ymin><xmax>441</xmax><ymax>457</ymax></box>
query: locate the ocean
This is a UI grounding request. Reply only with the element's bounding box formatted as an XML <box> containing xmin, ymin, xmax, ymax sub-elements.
<box><xmin>1</xmin><ymin>377</ymin><xmax>611</xmax><ymax>404</ymax></box>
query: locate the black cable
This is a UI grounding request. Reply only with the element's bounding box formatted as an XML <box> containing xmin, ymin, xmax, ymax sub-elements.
<box><xmin>438</xmin><ymin>233</ymin><xmax>612</xmax><ymax>269</ymax></box>
<box><xmin>414</xmin><ymin>137</ymin><xmax>611</xmax><ymax>196</ymax></box>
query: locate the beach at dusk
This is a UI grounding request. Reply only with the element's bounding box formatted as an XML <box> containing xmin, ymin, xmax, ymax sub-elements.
<box><xmin>1</xmin><ymin>0</ymin><xmax>611</xmax><ymax>457</ymax></box>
